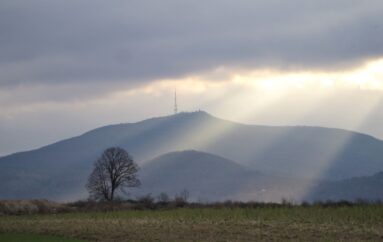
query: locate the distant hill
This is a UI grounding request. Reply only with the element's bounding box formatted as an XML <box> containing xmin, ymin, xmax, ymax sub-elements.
<box><xmin>132</xmin><ymin>150</ymin><xmax>315</xmax><ymax>202</ymax></box>
<box><xmin>134</xmin><ymin>150</ymin><xmax>383</xmax><ymax>202</ymax></box>
<box><xmin>135</xmin><ymin>150</ymin><xmax>258</xmax><ymax>201</ymax></box>
<box><xmin>307</xmin><ymin>172</ymin><xmax>383</xmax><ymax>202</ymax></box>
<box><xmin>1</xmin><ymin>111</ymin><xmax>383</xmax><ymax>200</ymax></box>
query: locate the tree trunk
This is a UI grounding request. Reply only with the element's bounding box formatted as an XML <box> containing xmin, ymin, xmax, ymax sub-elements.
<box><xmin>111</xmin><ymin>188</ymin><xmax>115</xmax><ymax>201</ymax></box>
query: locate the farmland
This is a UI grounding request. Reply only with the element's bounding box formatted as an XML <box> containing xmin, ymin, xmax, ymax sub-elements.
<box><xmin>1</xmin><ymin>205</ymin><xmax>383</xmax><ymax>241</ymax></box>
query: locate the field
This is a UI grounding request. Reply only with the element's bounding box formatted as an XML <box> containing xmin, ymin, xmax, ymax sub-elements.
<box><xmin>1</xmin><ymin>205</ymin><xmax>383</xmax><ymax>241</ymax></box>
<box><xmin>0</xmin><ymin>233</ymin><xmax>85</xmax><ymax>242</ymax></box>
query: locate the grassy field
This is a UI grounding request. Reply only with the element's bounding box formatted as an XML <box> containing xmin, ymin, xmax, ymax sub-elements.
<box><xmin>1</xmin><ymin>206</ymin><xmax>383</xmax><ymax>241</ymax></box>
<box><xmin>0</xmin><ymin>233</ymin><xmax>86</xmax><ymax>242</ymax></box>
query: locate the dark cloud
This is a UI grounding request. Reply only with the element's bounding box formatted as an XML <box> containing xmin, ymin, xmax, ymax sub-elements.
<box><xmin>1</xmin><ymin>0</ymin><xmax>383</xmax><ymax>87</ymax></box>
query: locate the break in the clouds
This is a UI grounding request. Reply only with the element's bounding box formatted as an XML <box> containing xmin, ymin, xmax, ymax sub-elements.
<box><xmin>1</xmin><ymin>0</ymin><xmax>383</xmax><ymax>89</ymax></box>
<box><xmin>1</xmin><ymin>0</ymin><xmax>383</xmax><ymax>156</ymax></box>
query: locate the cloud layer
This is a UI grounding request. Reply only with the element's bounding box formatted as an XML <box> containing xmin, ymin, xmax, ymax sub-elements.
<box><xmin>1</xmin><ymin>0</ymin><xmax>383</xmax><ymax>156</ymax></box>
<box><xmin>1</xmin><ymin>0</ymin><xmax>383</xmax><ymax>89</ymax></box>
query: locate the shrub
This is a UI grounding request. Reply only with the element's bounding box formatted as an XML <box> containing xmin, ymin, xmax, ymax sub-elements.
<box><xmin>136</xmin><ymin>194</ymin><xmax>156</xmax><ymax>209</ymax></box>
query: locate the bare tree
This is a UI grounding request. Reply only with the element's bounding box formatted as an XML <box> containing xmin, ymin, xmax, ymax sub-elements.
<box><xmin>178</xmin><ymin>189</ymin><xmax>189</xmax><ymax>202</ymax></box>
<box><xmin>86</xmin><ymin>147</ymin><xmax>140</xmax><ymax>201</ymax></box>
<box><xmin>157</xmin><ymin>192</ymin><xmax>170</xmax><ymax>203</ymax></box>
<box><xmin>174</xmin><ymin>189</ymin><xmax>189</xmax><ymax>206</ymax></box>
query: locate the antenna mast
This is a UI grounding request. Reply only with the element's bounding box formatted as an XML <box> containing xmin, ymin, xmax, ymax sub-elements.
<box><xmin>174</xmin><ymin>89</ymin><xmax>178</xmax><ymax>114</ymax></box>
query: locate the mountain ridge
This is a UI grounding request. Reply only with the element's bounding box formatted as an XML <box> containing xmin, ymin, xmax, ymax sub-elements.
<box><xmin>1</xmin><ymin>111</ymin><xmax>383</xmax><ymax>201</ymax></box>
<box><xmin>4</xmin><ymin>111</ymin><xmax>381</xmax><ymax>159</ymax></box>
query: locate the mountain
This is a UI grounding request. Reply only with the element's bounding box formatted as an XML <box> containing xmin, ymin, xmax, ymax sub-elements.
<box><xmin>307</xmin><ymin>172</ymin><xmax>383</xmax><ymax>202</ymax></box>
<box><xmin>134</xmin><ymin>150</ymin><xmax>312</xmax><ymax>202</ymax></box>
<box><xmin>1</xmin><ymin>111</ymin><xmax>383</xmax><ymax>200</ymax></box>
<box><xmin>135</xmin><ymin>150</ymin><xmax>257</xmax><ymax>201</ymax></box>
<box><xmin>131</xmin><ymin>150</ymin><xmax>383</xmax><ymax>202</ymax></box>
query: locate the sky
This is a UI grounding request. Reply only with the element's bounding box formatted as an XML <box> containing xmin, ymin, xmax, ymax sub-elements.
<box><xmin>1</xmin><ymin>0</ymin><xmax>383</xmax><ymax>156</ymax></box>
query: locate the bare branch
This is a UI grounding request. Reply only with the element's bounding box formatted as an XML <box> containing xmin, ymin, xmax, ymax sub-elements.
<box><xmin>86</xmin><ymin>147</ymin><xmax>140</xmax><ymax>201</ymax></box>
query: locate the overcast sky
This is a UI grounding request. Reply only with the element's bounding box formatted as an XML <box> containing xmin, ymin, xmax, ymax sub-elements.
<box><xmin>1</xmin><ymin>0</ymin><xmax>383</xmax><ymax>156</ymax></box>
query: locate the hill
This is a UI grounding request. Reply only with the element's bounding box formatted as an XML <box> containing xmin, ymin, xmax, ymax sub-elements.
<box><xmin>1</xmin><ymin>111</ymin><xmax>383</xmax><ymax>200</ymax></box>
<box><xmin>135</xmin><ymin>150</ymin><xmax>316</xmax><ymax>202</ymax></box>
<box><xmin>136</xmin><ymin>150</ymin><xmax>258</xmax><ymax>201</ymax></box>
<box><xmin>307</xmin><ymin>172</ymin><xmax>383</xmax><ymax>201</ymax></box>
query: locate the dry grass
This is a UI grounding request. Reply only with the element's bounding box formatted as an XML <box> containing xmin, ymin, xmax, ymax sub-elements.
<box><xmin>1</xmin><ymin>206</ymin><xmax>383</xmax><ymax>241</ymax></box>
<box><xmin>0</xmin><ymin>200</ymin><xmax>64</xmax><ymax>215</ymax></box>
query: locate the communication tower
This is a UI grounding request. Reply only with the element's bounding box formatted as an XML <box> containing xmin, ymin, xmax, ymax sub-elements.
<box><xmin>174</xmin><ymin>89</ymin><xmax>178</xmax><ymax>114</ymax></box>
